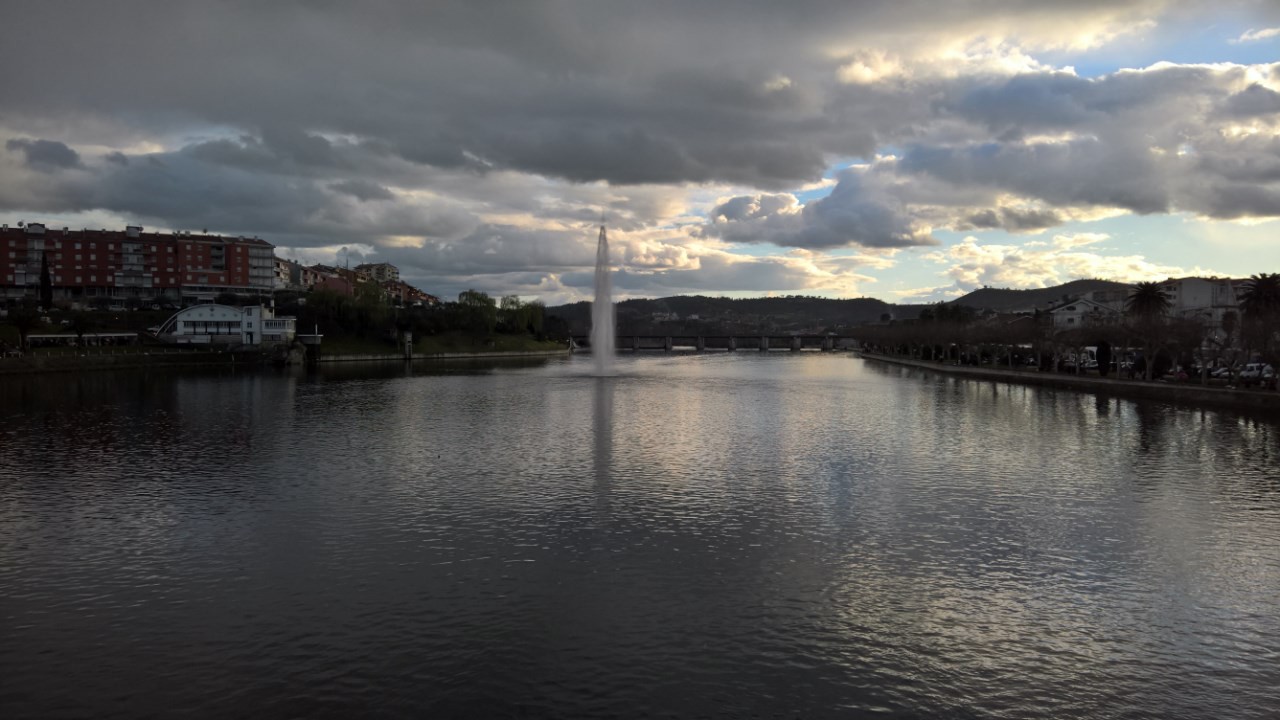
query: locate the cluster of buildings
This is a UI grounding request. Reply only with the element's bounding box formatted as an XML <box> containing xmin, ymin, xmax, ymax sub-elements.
<box><xmin>272</xmin><ymin>258</ymin><xmax>437</xmax><ymax>306</ymax></box>
<box><xmin>0</xmin><ymin>222</ymin><xmax>436</xmax><ymax>308</ymax></box>
<box><xmin>1048</xmin><ymin>278</ymin><xmax>1243</xmax><ymax>334</ymax></box>
<box><xmin>1</xmin><ymin>221</ymin><xmax>439</xmax><ymax>348</ymax></box>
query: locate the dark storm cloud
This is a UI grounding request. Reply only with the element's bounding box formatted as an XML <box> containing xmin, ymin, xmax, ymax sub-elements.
<box><xmin>711</xmin><ymin>194</ymin><xmax>797</xmax><ymax>223</ymax></box>
<box><xmin>611</xmin><ymin>256</ymin><xmax>815</xmax><ymax>293</ymax></box>
<box><xmin>1195</xmin><ymin>180</ymin><xmax>1280</xmax><ymax>219</ymax></box>
<box><xmin>899</xmin><ymin>140</ymin><xmax>1171</xmax><ymax>214</ymax></box>
<box><xmin>1190</xmin><ymin>136</ymin><xmax>1280</xmax><ymax>186</ymax></box>
<box><xmin>704</xmin><ymin>171</ymin><xmax>935</xmax><ymax>249</ymax></box>
<box><xmin>376</xmin><ymin>225</ymin><xmax>593</xmax><ymax>276</ymax></box>
<box><xmin>3</xmin><ymin>1</ymin><xmax>1280</xmax><ymax>296</ymax></box>
<box><xmin>329</xmin><ymin>179</ymin><xmax>395</xmax><ymax>202</ymax></box>
<box><xmin>5</xmin><ymin>139</ymin><xmax>82</xmax><ymax>171</ymax></box>
<box><xmin>963</xmin><ymin>207</ymin><xmax>1063</xmax><ymax>232</ymax></box>
<box><xmin>0</xmin><ymin>1</ymin><xmax>1175</xmax><ymax>189</ymax></box>
<box><xmin>1220</xmin><ymin>83</ymin><xmax>1280</xmax><ymax>117</ymax></box>
<box><xmin>556</xmin><ymin>254</ymin><xmax>819</xmax><ymax>296</ymax></box>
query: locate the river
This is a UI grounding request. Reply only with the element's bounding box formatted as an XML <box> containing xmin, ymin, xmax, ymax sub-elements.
<box><xmin>1</xmin><ymin>353</ymin><xmax>1278</xmax><ymax>718</ymax></box>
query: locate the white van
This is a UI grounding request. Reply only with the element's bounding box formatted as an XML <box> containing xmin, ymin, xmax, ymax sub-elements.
<box><xmin>1239</xmin><ymin>363</ymin><xmax>1274</xmax><ymax>381</ymax></box>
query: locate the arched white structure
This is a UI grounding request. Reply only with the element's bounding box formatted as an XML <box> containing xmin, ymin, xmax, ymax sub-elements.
<box><xmin>156</xmin><ymin>304</ymin><xmax>295</xmax><ymax>346</ymax></box>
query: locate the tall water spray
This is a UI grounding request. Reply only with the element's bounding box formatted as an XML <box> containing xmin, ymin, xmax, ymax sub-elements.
<box><xmin>590</xmin><ymin>225</ymin><xmax>615</xmax><ymax>375</ymax></box>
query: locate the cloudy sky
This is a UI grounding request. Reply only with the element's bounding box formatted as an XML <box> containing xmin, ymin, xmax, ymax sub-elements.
<box><xmin>2</xmin><ymin>1</ymin><xmax>1279</xmax><ymax>304</ymax></box>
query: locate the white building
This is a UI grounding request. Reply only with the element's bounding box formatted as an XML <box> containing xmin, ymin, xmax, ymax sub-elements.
<box><xmin>1050</xmin><ymin>297</ymin><xmax>1121</xmax><ymax>329</ymax></box>
<box><xmin>156</xmin><ymin>304</ymin><xmax>296</xmax><ymax>345</ymax></box>
<box><xmin>1159</xmin><ymin>277</ymin><xmax>1241</xmax><ymax>329</ymax></box>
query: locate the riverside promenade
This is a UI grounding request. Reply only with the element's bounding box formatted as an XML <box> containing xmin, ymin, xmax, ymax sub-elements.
<box><xmin>859</xmin><ymin>352</ymin><xmax>1280</xmax><ymax>414</ymax></box>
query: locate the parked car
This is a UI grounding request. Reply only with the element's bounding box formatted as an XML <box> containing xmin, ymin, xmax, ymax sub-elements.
<box><xmin>1240</xmin><ymin>363</ymin><xmax>1267</xmax><ymax>380</ymax></box>
<box><xmin>1239</xmin><ymin>363</ymin><xmax>1275</xmax><ymax>387</ymax></box>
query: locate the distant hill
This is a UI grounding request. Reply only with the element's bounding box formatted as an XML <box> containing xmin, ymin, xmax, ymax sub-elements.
<box><xmin>544</xmin><ymin>279</ymin><xmax>1136</xmax><ymax>334</ymax></box>
<box><xmin>547</xmin><ymin>295</ymin><xmax>901</xmax><ymax>335</ymax></box>
<box><xmin>948</xmin><ymin>279</ymin><xmax>1131</xmax><ymax>313</ymax></box>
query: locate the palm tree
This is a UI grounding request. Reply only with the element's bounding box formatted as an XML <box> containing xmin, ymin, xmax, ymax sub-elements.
<box><xmin>1126</xmin><ymin>282</ymin><xmax>1171</xmax><ymax>380</ymax></box>
<box><xmin>1239</xmin><ymin>273</ymin><xmax>1280</xmax><ymax>315</ymax></box>
<box><xmin>1238</xmin><ymin>273</ymin><xmax>1280</xmax><ymax>362</ymax></box>
<box><xmin>1125</xmin><ymin>281</ymin><xmax>1171</xmax><ymax>320</ymax></box>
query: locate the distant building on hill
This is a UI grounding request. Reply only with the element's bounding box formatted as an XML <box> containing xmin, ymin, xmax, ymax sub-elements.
<box><xmin>315</xmin><ymin>275</ymin><xmax>355</xmax><ymax>297</ymax></box>
<box><xmin>1044</xmin><ymin>276</ymin><xmax>1246</xmax><ymax>336</ymax></box>
<box><xmin>273</xmin><ymin>257</ymin><xmax>325</xmax><ymax>291</ymax></box>
<box><xmin>355</xmin><ymin>262</ymin><xmax>399</xmax><ymax>283</ymax></box>
<box><xmin>1049</xmin><ymin>297</ymin><xmax>1121</xmax><ymax>328</ymax></box>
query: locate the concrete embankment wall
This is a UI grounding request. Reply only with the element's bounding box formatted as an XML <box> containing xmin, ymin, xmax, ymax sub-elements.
<box><xmin>861</xmin><ymin>353</ymin><xmax>1280</xmax><ymax>414</ymax></box>
<box><xmin>0</xmin><ymin>350</ymin><xmax>246</xmax><ymax>375</ymax></box>
<box><xmin>0</xmin><ymin>348</ymin><xmax>572</xmax><ymax>374</ymax></box>
<box><xmin>318</xmin><ymin>349</ymin><xmax>570</xmax><ymax>363</ymax></box>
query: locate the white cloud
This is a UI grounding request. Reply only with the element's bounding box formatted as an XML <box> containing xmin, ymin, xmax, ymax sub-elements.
<box><xmin>1231</xmin><ymin>27</ymin><xmax>1280</xmax><ymax>44</ymax></box>
<box><xmin>916</xmin><ymin>234</ymin><xmax>1222</xmax><ymax>301</ymax></box>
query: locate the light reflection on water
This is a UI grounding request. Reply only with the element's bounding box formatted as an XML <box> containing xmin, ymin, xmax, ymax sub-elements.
<box><xmin>1</xmin><ymin>354</ymin><xmax>1278</xmax><ymax>719</ymax></box>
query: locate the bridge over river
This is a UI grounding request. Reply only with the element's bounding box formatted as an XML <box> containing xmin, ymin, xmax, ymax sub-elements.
<box><xmin>570</xmin><ymin>335</ymin><xmax>858</xmax><ymax>352</ymax></box>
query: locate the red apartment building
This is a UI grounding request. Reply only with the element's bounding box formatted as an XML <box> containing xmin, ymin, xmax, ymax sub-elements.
<box><xmin>1</xmin><ymin>222</ymin><xmax>275</xmax><ymax>306</ymax></box>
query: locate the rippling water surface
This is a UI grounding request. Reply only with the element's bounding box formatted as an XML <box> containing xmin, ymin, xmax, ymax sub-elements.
<box><xmin>2</xmin><ymin>354</ymin><xmax>1279</xmax><ymax>718</ymax></box>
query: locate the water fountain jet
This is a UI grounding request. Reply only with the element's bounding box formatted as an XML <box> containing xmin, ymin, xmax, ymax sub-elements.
<box><xmin>590</xmin><ymin>224</ymin><xmax>615</xmax><ymax>375</ymax></box>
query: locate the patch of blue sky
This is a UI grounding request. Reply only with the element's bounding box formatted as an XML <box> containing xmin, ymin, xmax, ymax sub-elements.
<box><xmin>792</xmin><ymin>155</ymin><xmax>886</xmax><ymax>205</ymax></box>
<box><xmin>927</xmin><ymin>212</ymin><xmax>1277</xmax><ymax>279</ymax></box>
<box><xmin>1040</xmin><ymin>16</ymin><xmax>1279</xmax><ymax>78</ymax></box>
<box><xmin>793</xmin><ymin>186</ymin><xmax>833</xmax><ymax>204</ymax></box>
<box><xmin>1086</xmin><ymin>213</ymin><xmax>1279</xmax><ymax>276</ymax></box>
<box><xmin>723</xmin><ymin>242</ymin><xmax>792</xmax><ymax>258</ymax></box>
